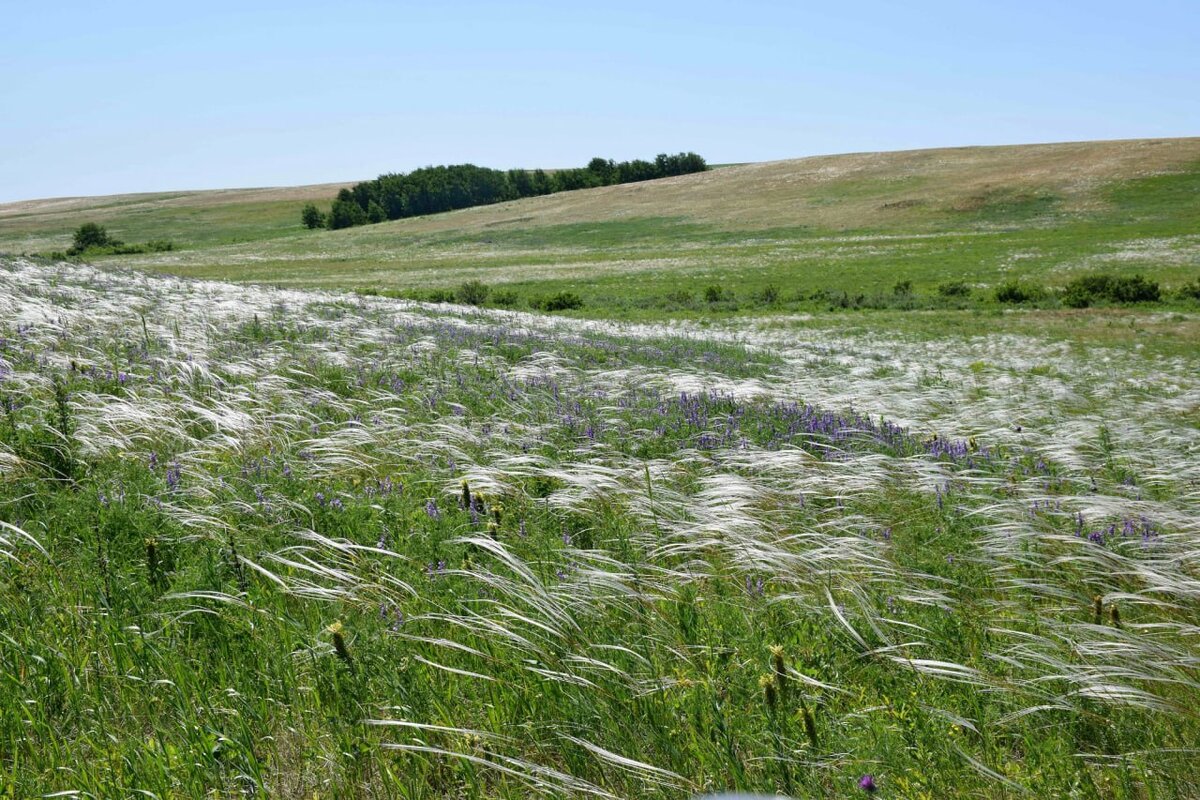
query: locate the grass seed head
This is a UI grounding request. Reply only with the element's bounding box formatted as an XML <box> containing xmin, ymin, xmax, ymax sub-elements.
<box><xmin>327</xmin><ymin>621</ymin><xmax>353</xmax><ymax>667</ymax></box>
<box><xmin>759</xmin><ymin>673</ymin><xmax>778</xmax><ymax>712</ymax></box>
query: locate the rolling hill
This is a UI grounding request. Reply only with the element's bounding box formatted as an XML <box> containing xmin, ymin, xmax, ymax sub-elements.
<box><xmin>2</xmin><ymin>138</ymin><xmax>1198</xmax><ymax>314</ymax></box>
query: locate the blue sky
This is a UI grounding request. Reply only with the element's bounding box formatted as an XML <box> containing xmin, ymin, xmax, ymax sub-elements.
<box><xmin>2</xmin><ymin>0</ymin><xmax>1196</xmax><ymax>202</ymax></box>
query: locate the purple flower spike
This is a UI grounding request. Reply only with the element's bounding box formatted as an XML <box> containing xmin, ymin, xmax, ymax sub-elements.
<box><xmin>858</xmin><ymin>775</ymin><xmax>877</xmax><ymax>793</ymax></box>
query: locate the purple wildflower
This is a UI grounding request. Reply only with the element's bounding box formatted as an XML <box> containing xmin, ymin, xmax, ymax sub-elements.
<box><xmin>858</xmin><ymin>775</ymin><xmax>877</xmax><ymax>793</ymax></box>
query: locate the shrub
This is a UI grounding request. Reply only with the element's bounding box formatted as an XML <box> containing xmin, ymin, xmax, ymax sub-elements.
<box><xmin>1062</xmin><ymin>273</ymin><xmax>1161</xmax><ymax>307</ymax></box>
<box><xmin>994</xmin><ymin>281</ymin><xmax>1041</xmax><ymax>304</ymax></box>
<box><xmin>756</xmin><ymin>285</ymin><xmax>780</xmax><ymax>305</ymax></box>
<box><xmin>937</xmin><ymin>281</ymin><xmax>971</xmax><ymax>297</ymax></box>
<box><xmin>301</xmin><ymin>204</ymin><xmax>326</xmax><ymax>229</ymax></box>
<box><xmin>1177</xmin><ymin>279</ymin><xmax>1200</xmax><ymax>301</ymax></box>
<box><xmin>703</xmin><ymin>285</ymin><xmax>726</xmax><ymax>303</ymax></box>
<box><xmin>662</xmin><ymin>290</ymin><xmax>694</xmax><ymax>308</ymax></box>
<box><xmin>491</xmin><ymin>289</ymin><xmax>520</xmax><ymax>307</ymax></box>
<box><xmin>893</xmin><ymin>279</ymin><xmax>913</xmax><ymax>296</ymax></box>
<box><xmin>426</xmin><ymin>289</ymin><xmax>455</xmax><ymax>303</ymax></box>
<box><xmin>146</xmin><ymin>240</ymin><xmax>175</xmax><ymax>252</ymax></box>
<box><xmin>533</xmin><ymin>291</ymin><xmax>584</xmax><ymax>312</ymax></box>
<box><xmin>456</xmin><ymin>280</ymin><xmax>490</xmax><ymax>306</ymax></box>
<box><xmin>68</xmin><ymin>223</ymin><xmax>120</xmax><ymax>255</ymax></box>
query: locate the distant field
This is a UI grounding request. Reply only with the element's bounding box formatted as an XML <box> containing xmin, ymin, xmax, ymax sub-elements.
<box><xmin>1</xmin><ymin>138</ymin><xmax>1198</xmax><ymax>318</ymax></box>
<box><xmin>0</xmin><ymin>182</ymin><xmax>354</xmax><ymax>253</ymax></box>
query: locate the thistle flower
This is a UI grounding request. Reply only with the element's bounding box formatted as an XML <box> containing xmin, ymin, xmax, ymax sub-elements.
<box><xmin>858</xmin><ymin>774</ymin><xmax>877</xmax><ymax>793</ymax></box>
<box><xmin>1092</xmin><ymin>595</ymin><xmax>1103</xmax><ymax>625</ymax></box>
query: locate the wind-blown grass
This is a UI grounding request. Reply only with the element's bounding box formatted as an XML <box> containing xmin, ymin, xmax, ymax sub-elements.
<box><xmin>1</xmin><ymin>257</ymin><xmax>1199</xmax><ymax>797</ymax></box>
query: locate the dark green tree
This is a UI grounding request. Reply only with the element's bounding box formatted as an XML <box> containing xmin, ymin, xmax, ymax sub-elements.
<box><xmin>301</xmin><ymin>204</ymin><xmax>325</xmax><ymax>229</ymax></box>
<box><xmin>69</xmin><ymin>222</ymin><xmax>118</xmax><ymax>254</ymax></box>
<box><xmin>328</xmin><ymin>198</ymin><xmax>368</xmax><ymax>229</ymax></box>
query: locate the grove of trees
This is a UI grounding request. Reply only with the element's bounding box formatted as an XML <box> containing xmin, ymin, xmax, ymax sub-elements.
<box><xmin>306</xmin><ymin>152</ymin><xmax>707</xmax><ymax>230</ymax></box>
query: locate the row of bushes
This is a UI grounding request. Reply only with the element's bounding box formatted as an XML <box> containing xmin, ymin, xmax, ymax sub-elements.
<box><xmin>356</xmin><ymin>273</ymin><xmax>1199</xmax><ymax>315</ymax></box>
<box><xmin>304</xmin><ymin>152</ymin><xmax>708</xmax><ymax>230</ymax></box>
<box><xmin>359</xmin><ymin>281</ymin><xmax>584</xmax><ymax>312</ymax></box>
<box><xmin>994</xmin><ymin>273</ymin><xmax>1199</xmax><ymax>306</ymax></box>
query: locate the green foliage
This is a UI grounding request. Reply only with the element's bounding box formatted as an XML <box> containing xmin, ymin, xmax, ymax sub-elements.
<box><xmin>995</xmin><ymin>280</ymin><xmax>1042</xmax><ymax>304</ymax></box>
<box><xmin>937</xmin><ymin>280</ymin><xmax>972</xmax><ymax>297</ymax></box>
<box><xmin>326</xmin><ymin>152</ymin><xmax>708</xmax><ymax>228</ymax></box>
<box><xmin>1062</xmin><ymin>273</ymin><xmax>1161</xmax><ymax>307</ymax></box>
<box><xmin>756</xmin><ymin>284</ymin><xmax>781</xmax><ymax>305</ymax></box>
<box><xmin>301</xmin><ymin>203</ymin><xmax>326</xmax><ymax>229</ymax></box>
<box><xmin>65</xmin><ymin>222</ymin><xmax>173</xmax><ymax>257</ymax></box>
<box><xmin>328</xmin><ymin>198</ymin><xmax>367</xmax><ymax>229</ymax></box>
<box><xmin>490</xmin><ymin>288</ymin><xmax>520</xmax><ymax>307</ymax></box>
<box><xmin>531</xmin><ymin>290</ymin><xmax>584</xmax><ymax>311</ymax></box>
<box><xmin>455</xmin><ymin>279</ymin><xmax>490</xmax><ymax>306</ymax></box>
<box><xmin>1177</xmin><ymin>279</ymin><xmax>1200</xmax><ymax>301</ymax></box>
<box><xmin>68</xmin><ymin>222</ymin><xmax>121</xmax><ymax>255</ymax></box>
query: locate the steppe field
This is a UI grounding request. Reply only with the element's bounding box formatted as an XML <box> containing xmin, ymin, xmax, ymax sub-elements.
<box><xmin>1</xmin><ymin>139</ymin><xmax>1199</xmax><ymax>798</ymax></box>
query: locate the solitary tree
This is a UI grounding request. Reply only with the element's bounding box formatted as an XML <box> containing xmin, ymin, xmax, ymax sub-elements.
<box><xmin>69</xmin><ymin>222</ymin><xmax>117</xmax><ymax>254</ymax></box>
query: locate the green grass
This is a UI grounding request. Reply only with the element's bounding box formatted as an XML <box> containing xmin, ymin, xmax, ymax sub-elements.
<box><xmin>2</xmin><ymin>141</ymin><xmax>1200</xmax><ymax>796</ymax></box>
<box><xmin>3</xmin><ymin>257</ymin><xmax>1200</xmax><ymax>797</ymax></box>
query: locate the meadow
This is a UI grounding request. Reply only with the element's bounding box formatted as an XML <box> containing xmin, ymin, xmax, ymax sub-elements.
<box><xmin>1</xmin><ymin>138</ymin><xmax>1199</xmax><ymax>798</ymax></box>
<box><xmin>4</xmin><ymin>138</ymin><xmax>1199</xmax><ymax>319</ymax></box>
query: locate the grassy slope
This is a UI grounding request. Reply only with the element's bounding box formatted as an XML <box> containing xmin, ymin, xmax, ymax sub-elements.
<box><xmin>0</xmin><ymin>182</ymin><xmax>354</xmax><ymax>252</ymax></box>
<box><xmin>2</xmin><ymin>138</ymin><xmax>1198</xmax><ymax>316</ymax></box>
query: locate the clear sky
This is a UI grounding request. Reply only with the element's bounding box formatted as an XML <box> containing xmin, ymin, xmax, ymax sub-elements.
<box><xmin>2</xmin><ymin>0</ymin><xmax>1197</xmax><ymax>202</ymax></box>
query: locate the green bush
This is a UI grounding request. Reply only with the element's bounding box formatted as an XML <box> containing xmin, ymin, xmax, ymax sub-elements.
<box><xmin>456</xmin><ymin>280</ymin><xmax>490</xmax><ymax>306</ymax></box>
<box><xmin>994</xmin><ymin>281</ymin><xmax>1041</xmax><ymax>304</ymax></box>
<box><xmin>532</xmin><ymin>291</ymin><xmax>584</xmax><ymax>312</ymax></box>
<box><xmin>1177</xmin><ymin>279</ymin><xmax>1200</xmax><ymax>301</ymax></box>
<box><xmin>893</xmin><ymin>279</ymin><xmax>913</xmax><ymax>296</ymax></box>
<box><xmin>756</xmin><ymin>285</ymin><xmax>780</xmax><ymax>305</ymax></box>
<box><xmin>491</xmin><ymin>289</ymin><xmax>520</xmax><ymax>307</ymax></box>
<box><xmin>301</xmin><ymin>204</ymin><xmax>326</xmax><ymax>229</ymax></box>
<box><xmin>68</xmin><ymin>223</ymin><xmax>121</xmax><ymax>255</ymax></box>
<box><xmin>937</xmin><ymin>281</ymin><xmax>972</xmax><ymax>297</ymax></box>
<box><xmin>427</xmin><ymin>289</ymin><xmax>456</xmax><ymax>303</ymax></box>
<box><xmin>1062</xmin><ymin>273</ymin><xmax>1161</xmax><ymax>307</ymax></box>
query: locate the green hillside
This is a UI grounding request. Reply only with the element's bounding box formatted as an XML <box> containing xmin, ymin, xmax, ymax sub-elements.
<box><xmin>2</xmin><ymin>138</ymin><xmax>1198</xmax><ymax>316</ymax></box>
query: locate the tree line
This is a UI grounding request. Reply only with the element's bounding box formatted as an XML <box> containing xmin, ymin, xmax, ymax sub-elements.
<box><xmin>302</xmin><ymin>152</ymin><xmax>707</xmax><ymax>230</ymax></box>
